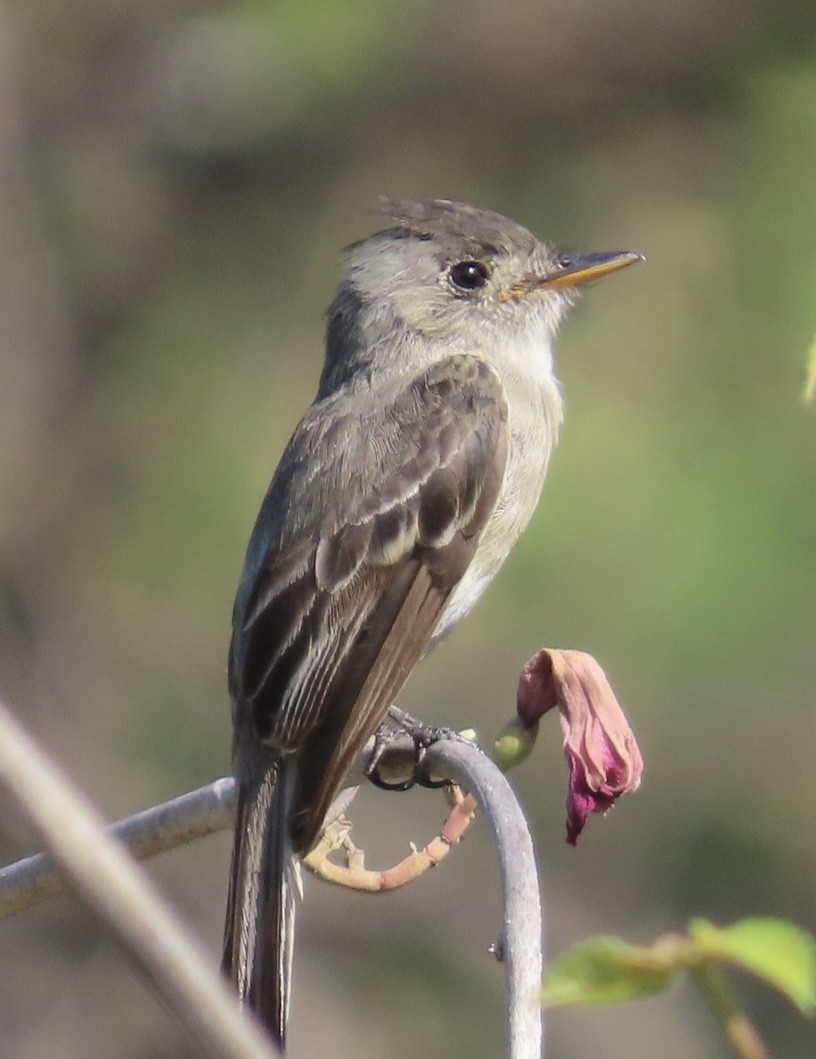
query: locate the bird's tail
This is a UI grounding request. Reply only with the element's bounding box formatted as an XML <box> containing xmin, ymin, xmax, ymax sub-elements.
<box><xmin>222</xmin><ymin>745</ymin><xmax>299</xmax><ymax>1049</ymax></box>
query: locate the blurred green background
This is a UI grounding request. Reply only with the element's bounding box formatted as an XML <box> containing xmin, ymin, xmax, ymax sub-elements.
<box><xmin>1</xmin><ymin>0</ymin><xmax>815</xmax><ymax>1056</ymax></box>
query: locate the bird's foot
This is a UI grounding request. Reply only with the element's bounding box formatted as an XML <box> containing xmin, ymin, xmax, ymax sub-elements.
<box><xmin>366</xmin><ymin>707</ymin><xmax>477</xmax><ymax>791</ymax></box>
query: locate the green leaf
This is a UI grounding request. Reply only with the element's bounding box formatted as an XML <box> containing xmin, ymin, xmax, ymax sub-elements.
<box><xmin>690</xmin><ymin>917</ymin><xmax>816</xmax><ymax>1015</ymax></box>
<box><xmin>540</xmin><ymin>935</ymin><xmax>674</xmax><ymax>1008</ymax></box>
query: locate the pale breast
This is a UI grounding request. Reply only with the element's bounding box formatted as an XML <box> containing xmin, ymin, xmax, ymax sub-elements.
<box><xmin>431</xmin><ymin>343</ymin><xmax>563</xmax><ymax>644</ymax></box>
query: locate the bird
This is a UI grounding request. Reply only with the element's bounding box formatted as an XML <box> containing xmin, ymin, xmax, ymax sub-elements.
<box><xmin>222</xmin><ymin>198</ymin><xmax>642</xmax><ymax>1047</ymax></box>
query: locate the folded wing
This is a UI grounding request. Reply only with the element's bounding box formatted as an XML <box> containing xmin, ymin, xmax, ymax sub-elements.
<box><xmin>229</xmin><ymin>353</ymin><xmax>508</xmax><ymax>851</ymax></box>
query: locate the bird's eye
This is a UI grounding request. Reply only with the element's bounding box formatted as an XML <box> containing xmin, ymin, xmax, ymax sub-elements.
<box><xmin>556</xmin><ymin>254</ymin><xmax>573</xmax><ymax>269</ymax></box>
<box><xmin>448</xmin><ymin>260</ymin><xmax>489</xmax><ymax>291</ymax></box>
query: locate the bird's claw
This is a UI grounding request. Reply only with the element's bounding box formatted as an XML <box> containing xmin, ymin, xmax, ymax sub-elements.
<box><xmin>366</xmin><ymin>707</ymin><xmax>477</xmax><ymax>791</ymax></box>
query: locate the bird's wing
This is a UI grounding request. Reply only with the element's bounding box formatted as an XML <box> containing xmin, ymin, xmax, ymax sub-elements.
<box><xmin>229</xmin><ymin>353</ymin><xmax>508</xmax><ymax>851</ymax></box>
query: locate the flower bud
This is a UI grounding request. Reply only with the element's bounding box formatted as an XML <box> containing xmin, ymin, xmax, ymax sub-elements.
<box><xmin>517</xmin><ymin>648</ymin><xmax>643</xmax><ymax>844</ymax></box>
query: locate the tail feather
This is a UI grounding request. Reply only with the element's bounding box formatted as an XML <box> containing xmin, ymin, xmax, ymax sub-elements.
<box><xmin>223</xmin><ymin>748</ymin><xmax>299</xmax><ymax>1048</ymax></box>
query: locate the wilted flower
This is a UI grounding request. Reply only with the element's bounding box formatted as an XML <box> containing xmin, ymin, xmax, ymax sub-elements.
<box><xmin>516</xmin><ymin>648</ymin><xmax>643</xmax><ymax>844</ymax></box>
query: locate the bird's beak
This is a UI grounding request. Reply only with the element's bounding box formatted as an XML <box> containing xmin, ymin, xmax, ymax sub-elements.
<box><xmin>537</xmin><ymin>250</ymin><xmax>645</xmax><ymax>290</ymax></box>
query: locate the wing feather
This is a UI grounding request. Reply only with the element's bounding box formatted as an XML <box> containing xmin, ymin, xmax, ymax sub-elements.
<box><xmin>229</xmin><ymin>354</ymin><xmax>509</xmax><ymax>851</ymax></box>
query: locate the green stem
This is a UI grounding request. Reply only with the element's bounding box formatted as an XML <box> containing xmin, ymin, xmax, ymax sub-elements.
<box><xmin>694</xmin><ymin>964</ymin><xmax>771</xmax><ymax>1059</ymax></box>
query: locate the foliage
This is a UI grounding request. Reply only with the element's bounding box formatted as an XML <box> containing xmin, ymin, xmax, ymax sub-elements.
<box><xmin>542</xmin><ymin>919</ymin><xmax>816</xmax><ymax>1058</ymax></box>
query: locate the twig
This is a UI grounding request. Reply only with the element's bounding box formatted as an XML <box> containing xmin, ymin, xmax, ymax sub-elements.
<box><xmin>0</xmin><ymin>778</ymin><xmax>364</xmax><ymax>919</ymax></box>
<box><xmin>0</xmin><ymin>778</ymin><xmax>237</xmax><ymax>919</ymax></box>
<box><xmin>694</xmin><ymin>964</ymin><xmax>770</xmax><ymax>1059</ymax></box>
<box><xmin>303</xmin><ymin>785</ymin><xmax>478</xmax><ymax>891</ymax></box>
<box><xmin>0</xmin><ymin>697</ymin><xmax>278</xmax><ymax>1059</ymax></box>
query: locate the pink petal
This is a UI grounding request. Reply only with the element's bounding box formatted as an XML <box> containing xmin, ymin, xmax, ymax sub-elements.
<box><xmin>516</xmin><ymin>648</ymin><xmax>644</xmax><ymax>843</ymax></box>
